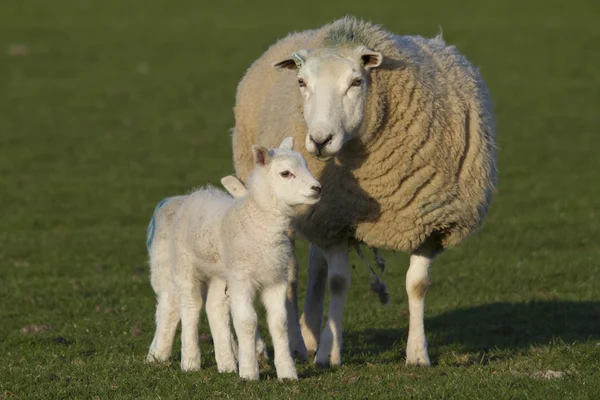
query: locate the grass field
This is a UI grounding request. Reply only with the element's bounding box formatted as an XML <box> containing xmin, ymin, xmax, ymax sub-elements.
<box><xmin>1</xmin><ymin>0</ymin><xmax>600</xmax><ymax>398</ymax></box>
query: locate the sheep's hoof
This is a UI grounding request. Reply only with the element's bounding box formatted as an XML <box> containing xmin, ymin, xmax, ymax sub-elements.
<box><xmin>292</xmin><ymin>348</ymin><xmax>308</xmax><ymax>362</ymax></box>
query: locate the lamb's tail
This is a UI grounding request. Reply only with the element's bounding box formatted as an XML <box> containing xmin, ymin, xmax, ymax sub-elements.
<box><xmin>146</xmin><ymin>197</ymin><xmax>172</xmax><ymax>251</ymax></box>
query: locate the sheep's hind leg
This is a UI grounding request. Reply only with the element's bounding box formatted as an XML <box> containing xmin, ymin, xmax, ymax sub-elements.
<box><xmin>147</xmin><ymin>290</ymin><xmax>179</xmax><ymax>362</ymax></box>
<box><xmin>405</xmin><ymin>245</ymin><xmax>436</xmax><ymax>367</ymax></box>
<box><xmin>286</xmin><ymin>243</ymin><xmax>308</xmax><ymax>361</ymax></box>
<box><xmin>314</xmin><ymin>242</ymin><xmax>350</xmax><ymax>367</ymax></box>
<box><xmin>299</xmin><ymin>244</ymin><xmax>328</xmax><ymax>355</ymax></box>
<box><xmin>205</xmin><ymin>278</ymin><xmax>237</xmax><ymax>373</ymax></box>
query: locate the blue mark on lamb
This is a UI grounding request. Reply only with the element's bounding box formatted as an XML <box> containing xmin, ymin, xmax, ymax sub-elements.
<box><xmin>146</xmin><ymin>197</ymin><xmax>171</xmax><ymax>250</ymax></box>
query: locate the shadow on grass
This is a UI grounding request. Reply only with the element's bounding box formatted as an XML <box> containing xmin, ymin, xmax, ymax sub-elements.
<box><xmin>343</xmin><ymin>300</ymin><xmax>600</xmax><ymax>365</ymax></box>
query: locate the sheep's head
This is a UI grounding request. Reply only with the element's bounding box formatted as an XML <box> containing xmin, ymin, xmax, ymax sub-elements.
<box><xmin>273</xmin><ymin>46</ymin><xmax>383</xmax><ymax>161</ymax></box>
<box><xmin>251</xmin><ymin>137</ymin><xmax>322</xmax><ymax>207</ymax></box>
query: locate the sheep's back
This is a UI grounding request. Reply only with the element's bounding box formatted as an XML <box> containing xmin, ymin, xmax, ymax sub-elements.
<box><xmin>352</xmin><ymin>35</ymin><xmax>497</xmax><ymax>251</ymax></box>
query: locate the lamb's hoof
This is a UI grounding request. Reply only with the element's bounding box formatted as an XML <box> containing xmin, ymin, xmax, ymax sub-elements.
<box><xmin>256</xmin><ymin>338</ymin><xmax>269</xmax><ymax>361</ymax></box>
<box><xmin>217</xmin><ymin>363</ymin><xmax>237</xmax><ymax>374</ymax></box>
<box><xmin>405</xmin><ymin>356</ymin><xmax>431</xmax><ymax>367</ymax></box>
<box><xmin>239</xmin><ymin>371</ymin><xmax>260</xmax><ymax>381</ymax></box>
<box><xmin>277</xmin><ymin>373</ymin><xmax>299</xmax><ymax>381</ymax></box>
<box><xmin>181</xmin><ymin>357</ymin><xmax>201</xmax><ymax>372</ymax></box>
<box><xmin>146</xmin><ymin>352</ymin><xmax>169</xmax><ymax>363</ymax></box>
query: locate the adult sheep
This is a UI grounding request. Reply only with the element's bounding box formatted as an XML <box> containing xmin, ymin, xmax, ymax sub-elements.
<box><xmin>231</xmin><ymin>16</ymin><xmax>497</xmax><ymax>367</ymax></box>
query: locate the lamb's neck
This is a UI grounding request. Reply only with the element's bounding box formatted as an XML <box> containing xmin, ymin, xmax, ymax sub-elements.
<box><xmin>240</xmin><ymin>195</ymin><xmax>292</xmax><ymax>238</ymax></box>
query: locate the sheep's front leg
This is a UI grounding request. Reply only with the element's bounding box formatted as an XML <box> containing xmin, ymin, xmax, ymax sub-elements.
<box><xmin>286</xmin><ymin>245</ymin><xmax>308</xmax><ymax>361</ymax></box>
<box><xmin>405</xmin><ymin>247</ymin><xmax>435</xmax><ymax>367</ymax></box>
<box><xmin>300</xmin><ymin>244</ymin><xmax>328</xmax><ymax>355</ymax></box>
<box><xmin>205</xmin><ymin>278</ymin><xmax>237</xmax><ymax>373</ymax></box>
<box><xmin>262</xmin><ymin>283</ymin><xmax>298</xmax><ymax>380</ymax></box>
<box><xmin>315</xmin><ymin>242</ymin><xmax>350</xmax><ymax>367</ymax></box>
<box><xmin>178</xmin><ymin>280</ymin><xmax>206</xmax><ymax>371</ymax></box>
<box><xmin>229</xmin><ymin>280</ymin><xmax>259</xmax><ymax>380</ymax></box>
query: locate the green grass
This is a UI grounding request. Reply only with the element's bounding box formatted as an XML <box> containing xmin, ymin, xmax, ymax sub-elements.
<box><xmin>1</xmin><ymin>0</ymin><xmax>599</xmax><ymax>398</ymax></box>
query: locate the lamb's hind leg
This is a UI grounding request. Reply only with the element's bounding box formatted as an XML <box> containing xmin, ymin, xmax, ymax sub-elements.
<box><xmin>147</xmin><ymin>290</ymin><xmax>179</xmax><ymax>362</ymax></box>
<box><xmin>405</xmin><ymin>245</ymin><xmax>436</xmax><ymax>367</ymax></box>
<box><xmin>315</xmin><ymin>242</ymin><xmax>350</xmax><ymax>367</ymax></box>
<box><xmin>299</xmin><ymin>244</ymin><xmax>328</xmax><ymax>355</ymax></box>
<box><xmin>147</xmin><ymin>239</ymin><xmax>180</xmax><ymax>363</ymax></box>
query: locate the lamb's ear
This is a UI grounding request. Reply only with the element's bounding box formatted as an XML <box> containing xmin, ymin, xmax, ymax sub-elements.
<box><xmin>273</xmin><ymin>49</ymin><xmax>308</xmax><ymax>70</ymax></box>
<box><xmin>356</xmin><ymin>46</ymin><xmax>383</xmax><ymax>69</ymax></box>
<box><xmin>252</xmin><ymin>145</ymin><xmax>271</xmax><ymax>166</ymax></box>
<box><xmin>220</xmin><ymin>175</ymin><xmax>247</xmax><ymax>198</ymax></box>
<box><xmin>279</xmin><ymin>137</ymin><xmax>294</xmax><ymax>150</ymax></box>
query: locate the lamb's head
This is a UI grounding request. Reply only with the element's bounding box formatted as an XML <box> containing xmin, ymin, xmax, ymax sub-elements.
<box><xmin>251</xmin><ymin>137</ymin><xmax>321</xmax><ymax>208</ymax></box>
<box><xmin>273</xmin><ymin>46</ymin><xmax>383</xmax><ymax>160</ymax></box>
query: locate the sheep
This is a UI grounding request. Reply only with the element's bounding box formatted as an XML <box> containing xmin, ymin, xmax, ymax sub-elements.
<box><xmin>146</xmin><ymin>137</ymin><xmax>322</xmax><ymax>380</ymax></box>
<box><xmin>231</xmin><ymin>16</ymin><xmax>497</xmax><ymax>367</ymax></box>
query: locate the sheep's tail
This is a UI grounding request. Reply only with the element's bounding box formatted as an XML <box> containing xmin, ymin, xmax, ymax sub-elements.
<box><xmin>146</xmin><ymin>197</ymin><xmax>172</xmax><ymax>251</ymax></box>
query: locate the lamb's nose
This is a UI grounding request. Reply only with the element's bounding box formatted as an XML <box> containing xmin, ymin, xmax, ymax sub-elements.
<box><xmin>311</xmin><ymin>185</ymin><xmax>322</xmax><ymax>194</ymax></box>
<box><xmin>309</xmin><ymin>135</ymin><xmax>333</xmax><ymax>151</ymax></box>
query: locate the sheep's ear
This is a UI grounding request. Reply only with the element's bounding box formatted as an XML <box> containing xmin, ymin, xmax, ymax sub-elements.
<box><xmin>221</xmin><ymin>175</ymin><xmax>247</xmax><ymax>198</ymax></box>
<box><xmin>279</xmin><ymin>137</ymin><xmax>294</xmax><ymax>150</ymax></box>
<box><xmin>252</xmin><ymin>145</ymin><xmax>271</xmax><ymax>166</ymax></box>
<box><xmin>273</xmin><ymin>49</ymin><xmax>308</xmax><ymax>70</ymax></box>
<box><xmin>356</xmin><ymin>46</ymin><xmax>383</xmax><ymax>69</ymax></box>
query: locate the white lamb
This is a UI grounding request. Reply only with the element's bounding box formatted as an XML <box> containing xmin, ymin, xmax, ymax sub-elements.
<box><xmin>145</xmin><ymin>137</ymin><xmax>321</xmax><ymax>381</ymax></box>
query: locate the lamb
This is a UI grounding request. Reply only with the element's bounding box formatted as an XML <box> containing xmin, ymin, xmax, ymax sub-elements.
<box><xmin>231</xmin><ymin>16</ymin><xmax>497</xmax><ymax>367</ymax></box>
<box><xmin>146</xmin><ymin>137</ymin><xmax>322</xmax><ymax>380</ymax></box>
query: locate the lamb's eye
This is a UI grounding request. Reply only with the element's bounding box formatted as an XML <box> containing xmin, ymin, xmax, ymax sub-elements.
<box><xmin>280</xmin><ymin>170</ymin><xmax>293</xmax><ymax>178</ymax></box>
<box><xmin>298</xmin><ymin>78</ymin><xmax>306</xmax><ymax>88</ymax></box>
<box><xmin>351</xmin><ymin>78</ymin><xmax>362</xmax><ymax>87</ymax></box>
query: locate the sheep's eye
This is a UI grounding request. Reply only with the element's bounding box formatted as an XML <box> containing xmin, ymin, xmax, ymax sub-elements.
<box><xmin>280</xmin><ymin>170</ymin><xmax>293</xmax><ymax>178</ymax></box>
<box><xmin>297</xmin><ymin>78</ymin><xmax>306</xmax><ymax>88</ymax></box>
<box><xmin>351</xmin><ymin>78</ymin><xmax>362</xmax><ymax>87</ymax></box>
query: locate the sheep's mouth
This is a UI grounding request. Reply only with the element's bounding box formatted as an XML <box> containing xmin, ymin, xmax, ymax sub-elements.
<box><xmin>312</xmin><ymin>154</ymin><xmax>333</xmax><ymax>162</ymax></box>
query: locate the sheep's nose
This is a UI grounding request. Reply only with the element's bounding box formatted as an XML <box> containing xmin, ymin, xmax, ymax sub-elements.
<box><xmin>309</xmin><ymin>135</ymin><xmax>333</xmax><ymax>151</ymax></box>
<box><xmin>311</xmin><ymin>185</ymin><xmax>322</xmax><ymax>194</ymax></box>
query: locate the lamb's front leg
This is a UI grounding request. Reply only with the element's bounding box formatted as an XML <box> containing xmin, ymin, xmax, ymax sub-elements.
<box><xmin>405</xmin><ymin>246</ymin><xmax>436</xmax><ymax>367</ymax></box>
<box><xmin>315</xmin><ymin>242</ymin><xmax>350</xmax><ymax>367</ymax></box>
<box><xmin>262</xmin><ymin>282</ymin><xmax>298</xmax><ymax>380</ymax></box>
<box><xmin>229</xmin><ymin>280</ymin><xmax>259</xmax><ymax>380</ymax></box>
<box><xmin>205</xmin><ymin>278</ymin><xmax>237</xmax><ymax>373</ymax></box>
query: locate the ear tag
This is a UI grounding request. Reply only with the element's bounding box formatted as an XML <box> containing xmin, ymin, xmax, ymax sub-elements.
<box><xmin>293</xmin><ymin>53</ymin><xmax>305</xmax><ymax>68</ymax></box>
